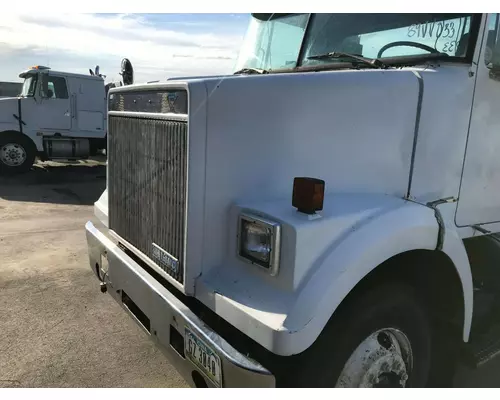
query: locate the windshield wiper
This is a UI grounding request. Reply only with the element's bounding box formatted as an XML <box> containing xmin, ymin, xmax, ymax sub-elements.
<box><xmin>307</xmin><ymin>51</ymin><xmax>388</xmax><ymax>69</ymax></box>
<box><xmin>233</xmin><ymin>67</ymin><xmax>269</xmax><ymax>75</ymax></box>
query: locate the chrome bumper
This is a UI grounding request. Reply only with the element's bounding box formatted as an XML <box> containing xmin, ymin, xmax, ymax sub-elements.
<box><xmin>85</xmin><ymin>220</ymin><xmax>275</xmax><ymax>388</ymax></box>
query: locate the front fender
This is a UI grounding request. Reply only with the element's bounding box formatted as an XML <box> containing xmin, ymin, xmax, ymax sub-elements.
<box><xmin>0</xmin><ymin>128</ymin><xmax>42</xmax><ymax>151</ymax></box>
<box><xmin>272</xmin><ymin>197</ymin><xmax>432</xmax><ymax>354</ymax></box>
<box><xmin>223</xmin><ymin>193</ymin><xmax>472</xmax><ymax>356</ymax></box>
<box><xmin>277</xmin><ymin>196</ymin><xmax>472</xmax><ymax>355</ymax></box>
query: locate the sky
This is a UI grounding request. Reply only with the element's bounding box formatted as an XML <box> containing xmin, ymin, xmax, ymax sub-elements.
<box><xmin>0</xmin><ymin>13</ymin><xmax>250</xmax><ymax>84</ymax></box>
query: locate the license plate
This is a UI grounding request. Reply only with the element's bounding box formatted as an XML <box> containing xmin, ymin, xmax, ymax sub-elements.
<box><xmin>185</xmin><ymin>327</ymin><xmax>222</xmax><ymax>387</ymax></box>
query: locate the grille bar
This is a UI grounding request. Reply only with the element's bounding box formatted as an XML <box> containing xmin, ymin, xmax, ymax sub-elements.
<box><xmin>108</xmin><ymin>115</ymin><xmax>188</xmax><ymax>284</ymax></box>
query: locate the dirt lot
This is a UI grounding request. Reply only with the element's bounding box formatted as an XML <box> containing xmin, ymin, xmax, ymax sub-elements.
<box><xmin>0</xmin><ymin>159</ymin><xmax>499</xmax><ymax>388</ymax></box>
<box><xmin>0</xmin><ymin>159</ymin><xmax>187</xmax><ymax>388</ymax></box>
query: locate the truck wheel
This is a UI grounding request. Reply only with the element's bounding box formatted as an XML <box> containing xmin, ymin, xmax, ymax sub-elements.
<box><xmin>0</xmin><ymin>133</ymin><xmax>36</xmax><ymax>174</ymax></box>
<box><xmin>295</xmin><ymin>284</ymin><xmax>431</xmax><ymax>388</ymax></box>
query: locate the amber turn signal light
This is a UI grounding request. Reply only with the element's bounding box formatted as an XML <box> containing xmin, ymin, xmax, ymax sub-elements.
<box><xmin>292</xmin><ymin>177</ymin><xmax>325</xmax><ymax>215</ymax></box>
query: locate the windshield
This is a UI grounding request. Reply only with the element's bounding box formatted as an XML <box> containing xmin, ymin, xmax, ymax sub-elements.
<box><xmin>235</xmin><ymin>14</ymin><xmax>309</xmax><ymax>71</ymax></box>
<box><xmin>20</xmin><ymin>74</ymin><xmax>38</xmax><ymax>97</ymax></box>
<box><xmin>235</xmin><ymin>13</ymin><xmax>477</xmax><ymax>72</ymax></box>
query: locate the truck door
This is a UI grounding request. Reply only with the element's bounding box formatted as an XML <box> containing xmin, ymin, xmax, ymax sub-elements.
<box><xmin>74</xmin><ymin>78</ymin><xmax>105</xmax><ymax>133</ymax></box>
<box><xmin>456</xmin><ymin>14</ymin><xmax>500</xmax><ymax>226</ymax></box>
<box><xmin>37</xmin><ymin>74</ymin><xmax>71</xmax><ymax>131</ymax></box>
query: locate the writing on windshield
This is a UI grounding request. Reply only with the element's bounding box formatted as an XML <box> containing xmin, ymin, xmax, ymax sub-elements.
<box><xmin>235</xmin><ymin>14</ymin><xmax>476</xmax><ymax>72</ymax></box>
<box><xmin>304</xmin><ymin>14</ymin><xmax>473</xmax><ymax>63</ymax></box>
<box><xmin>405</xmin><ymin>18</ymin><xmax>470</xmax><ymax>54</ymax></box>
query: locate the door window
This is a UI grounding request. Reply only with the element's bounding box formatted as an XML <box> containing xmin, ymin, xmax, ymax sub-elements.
<box><xmin>41</xmin><ymin>75</ymin><xmax>69</xmax><ymax>99</ymax></box>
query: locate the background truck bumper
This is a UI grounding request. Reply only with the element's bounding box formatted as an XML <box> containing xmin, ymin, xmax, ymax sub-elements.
<box><xmin>85</xmin><ymin>220</ymin><xmax>275</xmax><ymax>388</ymax></box>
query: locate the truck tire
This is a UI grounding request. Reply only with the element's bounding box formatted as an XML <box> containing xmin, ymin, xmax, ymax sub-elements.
<box><xmin>294</xmin><ymin>284</ymin><xmax>432</xmax><ymax>388</ymax></box>
<box><xmin>0</xmin><ymin>132</ymin><xmax>36</xmax><ymax>174</ymax></box>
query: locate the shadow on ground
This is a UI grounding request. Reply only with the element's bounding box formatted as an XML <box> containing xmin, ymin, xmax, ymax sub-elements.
<box><xmin>0</xmin><ymin>159</ymin><xmax>106</xmax><ymax>206</ymax></box>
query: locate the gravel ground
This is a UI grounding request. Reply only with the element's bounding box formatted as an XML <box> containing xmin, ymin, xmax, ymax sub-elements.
<box><xmin>0</xmin><ymin>159</ymin><xmax>499</xmax><ymax>388</ymax></box>
<box><xmin>0</xmin><ymin>159</ymin><xmax>187</xmax><ymax>388</ymax></box>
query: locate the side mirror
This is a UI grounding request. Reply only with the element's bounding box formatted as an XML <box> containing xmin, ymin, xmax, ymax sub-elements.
<box><xmin>120</xmin><ymin>58</ymin><xmax>134</xmax><ymax>86</ymax></box>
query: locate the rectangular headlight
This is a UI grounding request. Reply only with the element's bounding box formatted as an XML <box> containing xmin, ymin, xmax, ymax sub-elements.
<box><xmin>237</xmin><ymin>213</ymin><xmax>281</xmax><ymax>276</ymax></box>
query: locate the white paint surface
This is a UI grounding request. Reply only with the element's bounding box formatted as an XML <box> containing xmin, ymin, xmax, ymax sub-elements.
<box><xmin>96</xmin><ymin>14</ymin><xmax>500</xmax><ymax>356</ymax></box>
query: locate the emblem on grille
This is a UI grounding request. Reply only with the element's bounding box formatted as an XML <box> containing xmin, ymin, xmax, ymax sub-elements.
<box><xmin>151</xmin><ymin>243</ymin><xmax>179</xmax><ymax>274</ymax></box>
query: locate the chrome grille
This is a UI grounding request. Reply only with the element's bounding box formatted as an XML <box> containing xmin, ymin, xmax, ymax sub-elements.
<box><xmin>108</xmin><ymin>115</ymin><xmax>188</xmax><ymax>284</ymax></box>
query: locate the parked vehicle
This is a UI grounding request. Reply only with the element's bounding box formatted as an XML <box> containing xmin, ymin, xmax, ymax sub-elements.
<box><xmin>0</xmin><ymin>65</ymin><xmax>107</xmax><ymax>173</ymax></box>
<box><xmin>86</xmin><ymin>13</ymin><xmax>500</xmax><ymax>387</ymax></box>
<box><xmin>0</xmin><ymin>81</ymin><xmax>22</xmax><ymax>99</ymax></box>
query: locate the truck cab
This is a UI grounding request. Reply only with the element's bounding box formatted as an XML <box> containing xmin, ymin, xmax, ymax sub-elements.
<box><xmin>0</xmin><ymin>66</ymin><xmax>106</xmax><ymax>173</ymax></box>
<box><xmin>86</xmin><ymin>13</ymin><xmax>500</xmax><ymax>387</ymax></box>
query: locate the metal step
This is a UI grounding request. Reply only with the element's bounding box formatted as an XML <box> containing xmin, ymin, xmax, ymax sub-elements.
<box><xmin>462</xmin><ymin>323</ymin><xmax>500</xmax><ymax>368</ymax></box>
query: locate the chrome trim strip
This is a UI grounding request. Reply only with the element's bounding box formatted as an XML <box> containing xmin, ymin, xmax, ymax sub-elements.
<box><xmin>108</xmin><ymin>111</ymin><xmax>188</xmax><ymax>121</ymax></box>
<box><xmin>109</xmin><ymin>82</ymin><xmax>189</xmax><ymax>94</ymax></box>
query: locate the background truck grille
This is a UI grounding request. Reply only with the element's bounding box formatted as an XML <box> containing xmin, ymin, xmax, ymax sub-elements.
<box><xmin>108</xmin><ymin>115</ymin><xmax>188</xmax><ymax>284</ymax></box>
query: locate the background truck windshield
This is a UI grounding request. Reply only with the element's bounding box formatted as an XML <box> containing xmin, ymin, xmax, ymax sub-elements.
<box><xmin>20</xmin><ymin>74</ymin><xmax>38</xmax><ymax>97</ymax></box>
<box><xmin>235</xmin><ymin>13</ymin><xmax>476</xmax><ymax>72</ymax></box>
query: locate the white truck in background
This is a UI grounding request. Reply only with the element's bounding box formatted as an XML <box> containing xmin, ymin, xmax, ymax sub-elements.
<box><xmin>0</xmin><ymin>65</ymin><xmax>107</xmax><ymax>173</ymax></box>
<box><xmin>86</xmin><ymin>13</ymin><xmax>500</xmax><ymax>388</ymax></box>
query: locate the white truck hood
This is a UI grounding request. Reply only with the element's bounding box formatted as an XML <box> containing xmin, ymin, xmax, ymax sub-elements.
<box><xmin>100</xmin><ymin>65</ymin><xmax>474</xmax><ymax>298</ymax></box>
<box><xmin>193</xmin><ymin>69</ymin><xmax>421</xmax><ymax>273</ymax></box>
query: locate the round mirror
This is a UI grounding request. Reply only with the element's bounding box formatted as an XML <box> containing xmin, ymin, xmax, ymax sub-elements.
<box><xmin>120</xmin><ymin>58</ymin><xmax>134</xmax><ymax>86</ymax></box>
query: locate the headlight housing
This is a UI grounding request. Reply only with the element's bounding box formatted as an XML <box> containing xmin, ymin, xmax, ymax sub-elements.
<box><xmin>237</xmin><ymin>213</ymin><xmax>281</xmax><ymax>276</ymax></box>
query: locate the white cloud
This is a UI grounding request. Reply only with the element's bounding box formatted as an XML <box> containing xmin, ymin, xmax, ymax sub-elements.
<box><xmin>0</xmin><ymin>13</ymin><xmax>247</xmax><ymax>83</ymax></box>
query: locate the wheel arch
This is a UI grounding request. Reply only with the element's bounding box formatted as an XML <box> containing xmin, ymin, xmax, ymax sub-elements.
<box><xmin>0</xmin><ymin>129</ymin><xmax>40</xmax><ymax>151</ymax></box>
<box><xmin>334</xmin><ymin>249</ymin><xmax>465</xmax><ymax>338</ymax></box>
<box><xmin>280</xmin><ymin>248</ymin><xmax>468</xmax><ymax>387</ymax></box>
<box><xmin>280</xmin><ymin>201</ymin><xmax>472</xmax><ymax>356</ymax></box>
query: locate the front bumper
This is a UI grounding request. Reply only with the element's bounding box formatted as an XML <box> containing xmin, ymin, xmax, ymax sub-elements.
<box><xmin>85</xmin><ymin>220</ymin><xmax>275</xmax><ymax>388</ymax></box>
